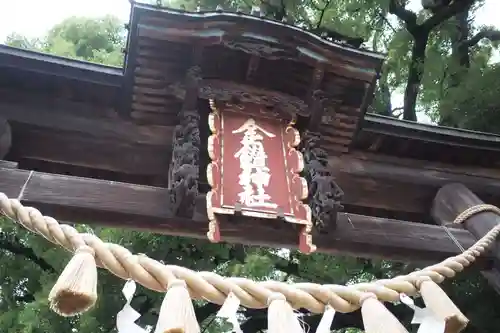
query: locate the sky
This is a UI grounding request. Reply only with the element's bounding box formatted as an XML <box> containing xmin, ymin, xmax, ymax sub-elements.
<box><xmin>0</xmin><ymin>0</ymin><xmax>499</xmax><ymax>124</ymax></box>
<box><xmin>0</xmin><ymin>0</ymin><xmax>131</xmax><ymax>42</ymax></box>
<box><xmin>1</xmin><ymin>0</ymin><xmax>499</xmax><ymax>42</ymax></box>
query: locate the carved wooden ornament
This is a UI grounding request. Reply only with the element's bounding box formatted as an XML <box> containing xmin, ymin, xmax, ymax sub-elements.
<box><xmin>206</xmin><ymin>100</ymin><xmax>315</xmax><ymax>253</ymax></box>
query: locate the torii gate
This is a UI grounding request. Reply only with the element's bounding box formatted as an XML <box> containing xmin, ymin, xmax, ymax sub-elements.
<box><xmin>0</xmin><ymin>175</ymin><xmax>497</xmax><ymax>333</ymax></box>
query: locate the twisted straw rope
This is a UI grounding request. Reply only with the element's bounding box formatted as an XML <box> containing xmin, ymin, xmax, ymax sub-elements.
<box><xmin>1</xmin><ymin>192</ymin><xmax>499</xmax><ymax>314</ymax></box>
<box><xmin>453</xmin><ymin>204</ymin><xmax>500</xmax><ymax>225</ymax></box>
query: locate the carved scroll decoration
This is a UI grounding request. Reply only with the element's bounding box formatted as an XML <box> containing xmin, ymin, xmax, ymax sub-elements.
<box><xmin>167</xmin><ymin>66</ymin><xmax>201</xmax><ymax>218</ymax></box>
<box><xmin>299</xmin><ymin>130</ymin><xmax>344</xmax><ymax>232</ymax></box>
<box><xmin>206</xmin><ymin>101</ymin><xmax>315</xmax><ymax>253</ymax></box>
<box><xmin>222</xmin><ymin>39</ymin><xmax>297</xmax><ymax>60</ymax></box>
<box><xmin>169</xmin><ymin>79</ymin><xmax>308</xmax><ymax>117</ymax></box>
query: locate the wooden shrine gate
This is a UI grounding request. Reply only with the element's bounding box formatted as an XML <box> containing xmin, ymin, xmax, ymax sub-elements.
<box><xmin>1</xmin><ymin>2</ymin><xmax>500</xmax><ymax>333</ymax></box>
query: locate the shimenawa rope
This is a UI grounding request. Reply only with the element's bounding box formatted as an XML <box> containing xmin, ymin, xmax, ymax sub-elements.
<box><xmin>0</xmin><ymin>193</ymin><xmax>498</xmax><ymax>333</ymax></box>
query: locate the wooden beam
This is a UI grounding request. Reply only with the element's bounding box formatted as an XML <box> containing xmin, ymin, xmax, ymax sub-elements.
<box><xmin>0</xmin><ymin>101</ymin><xmax>176</xmax><ymax>176</ymax></box>
<box><xmin>245</xmin><ymin>55</ymin><xmax>260</xmax><ymax>82</ymax></box>
<box><xmin>0</xmin><ymin>167</ymin><xmax>489</xmax><ymax>265</ymax></box>
<box><xmin>10</xmin><ymin>128</ymin><xmax>171</xmax><ymax>176</ymax></box>
<box><xmin>0</xmin><ymin>101</ymin><xmax>173</xmax><ymax>146</ymax></box>
<box><xmin>0</xmin><ymin>118</ymin><xmax>11</xmax><ymax>159</ymax></box>
<box><xmin>121</xmin><ymin>3</ymin><xmax>140</xmax><ymax>117</ymax></box>
<box><xmin>432</xmin><ymin>183</ymin><xmax>500</xmax><ymax>294</ymax></box>
<box><xmin>350</xmin><ymin>151</ymin><xmax>500</xmax><ymax>180</ymax></box>
<box><xmin>306</xmin><ymin>90</ymin><xmax>326</xmax><ymax>132</ymax></box>
<box><xmin>331</xmin><ymin>154</ymin><xmax>500</xmax><ymax>192</ymax></box>
<box><xmin>0</xmin><ymin>160</ymin><xmax>17</xmax><ymax>169</ymax></box>
<box><xmin>11</xmin><ymin>117</ymin><xmax>500</xmax><ymax>212</ymax></box>
<box><xmin>432</xmin><ymin>183</ymin><xmax>500</xmax><ymax>256</ymax></box>
<box><xmin>329</xmin><ymin>154</ymin><xmax>500</xmax><ymax>214</ymax></box>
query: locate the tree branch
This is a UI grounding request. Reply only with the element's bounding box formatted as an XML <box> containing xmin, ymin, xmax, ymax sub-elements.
<box><xmin>196</xmin><ymin>302</ymin><xmax>220</xmax><ymax>322</ymax></box>
<box><xmin>308</xmin><ymin>0</ymin><xmax>322</xmax><ymax>12</ymax></box>
<box><xmin>260</xmin><ymin>0</ymin><xmax>287</xmax><ymax>21</ymax></box>
<box><xmin>464</xmin><ymin>28</ymin><xmax>500</xmax><ymax>48</ymax></box>
<box><xmin>388</xmin><ymin>0</ymin><xmax>418</xmax><ymax>31</ymax></box>
<box><xmin>422</xmin><ymin>0</ymin><xmax>476</xmax><ymax>32</ymax></box>
<box><xmin>315</xmin><ymin>0</ymin><xmax>332</xmax><ymax>29</ymax></box>
<box><xmin>388</xmin><ymin>0</ymin><xmax>476</xmax><ymax>121</ymax></box>
<box><xmin>135</xmin><ymin>294</ymin><xmax>156</xmax><ymax>316</ymax></box>
<box><xmin>0</xmin><ymin>232</ymin><xmax>56</xmax><ymax>273</ymax></box>
<box><xmin>269</xmin><ymin>253</ymin><xmax>339</xmax><ymax>284</ymax></box>
<box><xmin>392</xmin><ymin>106</ymin><xmax>404</xmax><ymax>118</ymax></box>
<box><xmin>377</xmin><ymin>10</ymin><xmax>397</xmax><ymax>34</ymax></box>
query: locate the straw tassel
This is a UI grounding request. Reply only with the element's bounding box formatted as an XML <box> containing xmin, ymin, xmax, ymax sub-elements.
<box><xmin>163</xmin><ymin>330</ymin><xmax>184</xmax><ymax>333</ymax></box>
<box><xmin>267</xmin><ymin>293</ymin><xmax>304</xmax><ymax>333</ymax></box>
<box><xmin>418</xmin><ymin>278</ymin><xmax>469</xmax><ymax>333</ymax></box>
<box><xmin>48</xmin><ymin>245</ymin><xmax>98</xmax><ymax>316</ymax></box>
<box><xmin>154</xmin><ymin>279</ymin><xmax>200</xmax><ymax>333</ymax></box>
<box><xmin>360</xmin><ymin>293</ymin><xmax>409</xmax><ymax>333</ymax></box>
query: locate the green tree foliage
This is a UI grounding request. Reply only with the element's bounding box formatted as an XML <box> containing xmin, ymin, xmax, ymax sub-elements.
<box><xmin>3</xmin><ymin>2</ymin><xmax>500</xmax><ymax>333</ymax></box>
<box><xmin>5</xmin><ymin>15</ymin><xmax>125</xmax><ymax>66</ymax></box>
<box><xmin>439</xmin><ymin>63</ymin><xmax>500</xmax><ymax>131</ymax></box>
<box><xmin>5</xmin><ymin>32</ymin><xmax>42</xmax><ymax>50</ymax></box>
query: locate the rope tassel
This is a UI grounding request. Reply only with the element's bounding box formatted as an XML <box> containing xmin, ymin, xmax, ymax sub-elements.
<box><xmin>3</xmin><ymin>193</ymin><xmax>500</xmax><ymax>333</ymax></box>
<box><xmin>154</xmin><ymin>279</ymin><xmax>200</xmax><ymax>333</ymax></box>
<box><xmin>418</xmin><ymin>278</ymin><xmax>468</xmax><ymax>333</ymax></box>
<box><xmin>48</xmin><ymin>245</ymin><xmax>98</xmax><ymax>316</ymax></box>
<box><xmin>360</xmin><ymin>293</ymin><xmax>409</xmax><ymax>333</ymax></box>
<box><xmin>267</xmin><ymin>293</ymin><xmax>305</xmax><ymax>333</ymax></box>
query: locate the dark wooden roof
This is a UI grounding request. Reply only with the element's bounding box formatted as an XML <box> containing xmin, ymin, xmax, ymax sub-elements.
<box><xmin>0</xmin><ymin>45</ymin><xmax>122</xmax><ymax>111</ymax></box>
<box><xmin>123</xmin><ymin>2</ymin><xmax>384</xmax><ymax>152</ymax></box>
<box><xmin>355</xmin><ymin>114</ymin><xmax>500</xmax><ymax>167</ymax></box>
<box><xmin>3</xmin><ymin>43</ymin><xmax>500</xmax><ymax>167</ymax></box>
<box><xmin>0</xmin><ymin>44</ymin><xmax>122</xmax><ymax>85</ymax></box>
<box><xmin>0</xmin><ymin>45</ymin><xmax>174</xmax><ymax>187</ymax></box>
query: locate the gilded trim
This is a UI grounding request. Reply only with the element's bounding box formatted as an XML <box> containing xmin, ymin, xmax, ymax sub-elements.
<box><xmin>205</xmin><ymin>99</ymin><xmax>315</xmax><ymax>253</ymax></box>
<box><xmin>206</xmin><ymin>99</ymin><xmax>221</xmax><ymax>242</ymax></box>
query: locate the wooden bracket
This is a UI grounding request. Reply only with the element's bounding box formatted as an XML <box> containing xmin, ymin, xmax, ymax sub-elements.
<box><xmin>299</xmin><ymin>82</ymin><xmax>344</xmax><ymax>232</ymax></box>
<box><xmin>299</xmin><ymin>131</ymin><xmax>344</xmax><ymax>232</ymax></box>
<box><xmin>167</xmin><ymin>65</ymin><xmax>202</xmax><ymax>218</ymax></box>
<box><xmin>305</xmin><ymin>63</ymin><xmax>326</xmax><ymax>132</ymax></box>
<box><xmin>306</xmin><ymin>90</ymin><xmax>327</xmax><ymax>132</ymax></box>
<box><xmin>245</xmin><ymin>54</ymin><xmax>260</xmax><ymax>82</ymax></box>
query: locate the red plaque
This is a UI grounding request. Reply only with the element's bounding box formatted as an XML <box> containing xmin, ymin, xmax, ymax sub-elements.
<box><xmin>206</xmin><ymin>100</ymin><xmax>315</xmax><ymax>253</ymax></box>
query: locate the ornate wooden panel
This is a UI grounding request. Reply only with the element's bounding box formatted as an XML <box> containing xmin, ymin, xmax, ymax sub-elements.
<box><xmin>206</xmin><ymin>100</ymin><xmax>315</xmax><ymax>253</ymax></box>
